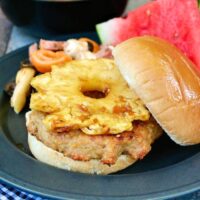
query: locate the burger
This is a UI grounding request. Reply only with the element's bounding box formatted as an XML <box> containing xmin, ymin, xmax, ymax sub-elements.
<box><xmin>17</xmin><ymin>36</ymin><xmax>200</xmax><ymax>174</ymax></box>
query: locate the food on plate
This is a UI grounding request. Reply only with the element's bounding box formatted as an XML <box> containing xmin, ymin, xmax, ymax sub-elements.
<box><xmin>113</xmin><ymin>36</ymin><xmax>200</xmax><ymax>145</ymax></box>
<box><xmin>30</xmin><ymin>59</ymin><xmax>149</xmax><ymax>135</ymax></box>
<box><xmin>8</xmin><ymin>0</ymin><xmax>200</xmax><ymax>175</ymax></box>
<box><xmin>4</xmin><ymin>0</ymin><xmax>200</xmax><ymax>176</ymax></box>
<box><xmin>39</xmin><ymin>37</ymin><xmax>100</xmax><ymax>60</ymax></box>
<box><xmin>10</xmin><ymin>38</ymin><xmax>107</xmax><ymax>113</ymax></box>
<box><xmin>26</xmin><ymin>57</ymin><xmax>162</xmax><ymax>174</ymax></box>
<box><xmin>25</xmin><ymin>34</ymin><xmax>200</xmax><ymax>174</ymax></box>
<box><xmin>96</xmin><ymin>0</ymin><xmax>200</xmax><ymax>71</ymax></box>
<box><xmin>39</xmin><ymin>38</ymin><xmax>100</xmax><ymax>53</ymax></box>
<box><xmin>11</xmin><ymin>68</ymin><xmax>36</xmax><ymax>113</ymax></box>
<box><xmin>63</xmin><ymin>39</ymin><xmax>97</xmax><ymax>60</ymax></box>
<box><xmin>4</xmin><ymin>60</ymin><xmax>34</xmax><ymax>97</ymax></box>
<box><xmin>78</xmin><ymin>38</ymin><xmax>100</xmax><ymax>53</ymax></box>
<box><xmin>39</xmin><ymin>39</ymin><xmax>64</xmax><ymax>51</ymax></box>
<box><xmin>29</xmin><ymin>38</ymin><xmax>101</xmax><ymax>73</ymax></box>
<box><xmin>27</xmin><ymin>109</ymin><xmax>161</xmax><ymax>174</ymax></box>
<box><xmin>30</xmin><ymin>50</ymin><xmax>72</xmax><ymax>73</ymax></box>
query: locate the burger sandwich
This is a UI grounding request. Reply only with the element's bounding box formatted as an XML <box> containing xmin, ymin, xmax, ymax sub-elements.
<box><xmin>11</xmin><ymin>36</ymin><xmax>200</xmax><ymax>175</ymax></box>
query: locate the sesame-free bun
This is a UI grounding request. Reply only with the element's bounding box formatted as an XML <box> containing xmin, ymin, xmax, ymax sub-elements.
<box><xmin>26</xmin><ymin>111</ymin><xmax>137</xmax><ymax>175</ymax></box>
<box><xmin>26</xmin><ymin>109</ymin><xmax>161</xmax><ymax>175</ymax></box>
<box><xmin>28</xmin><ymin>133</ymin><xmax>136</xmax><ymax>175</ymax></box>
<box><xmin>26</xmin><ymin>110</ymin><xmax>162</xmax><ymax>174</ymax></box>
<box><xmin>113</xmin><ymin>36</ymin><xmax>200</xmax><ymax>145</ymax></box>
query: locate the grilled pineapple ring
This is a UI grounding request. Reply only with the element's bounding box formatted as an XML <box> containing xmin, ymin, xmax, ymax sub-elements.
<box><xmin>30</xmin><ymin>59</ymin><xmax>150</xmax><ymax>135</ymax></box>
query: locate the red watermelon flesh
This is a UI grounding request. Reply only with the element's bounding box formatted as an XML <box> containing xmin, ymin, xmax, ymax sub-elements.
<box><xmin>96</xmin><ymin>0</ymin><xmax>200</xmax><ymax>70</ymax></box>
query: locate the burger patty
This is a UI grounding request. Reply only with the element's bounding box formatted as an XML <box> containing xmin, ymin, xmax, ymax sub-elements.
<box><xmin>26</xmin><ymin>111</ymin><xmax>162</xmax><ymax>165</ymax></box>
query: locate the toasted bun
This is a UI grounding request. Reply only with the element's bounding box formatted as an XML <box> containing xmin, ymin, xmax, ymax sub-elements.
<box><xmin>113</xmin><ymin>36</ymin><xmax>200</xmax><ymax>145</ymax></box>
<box><xmin>26</xmin><ymin>112</ymin><xmax>136</xmax><ymax>175</ymax></box>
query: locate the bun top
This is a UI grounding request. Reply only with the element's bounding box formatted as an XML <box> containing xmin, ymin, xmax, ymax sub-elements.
<box><xmin>113</xmin><ymin>36</ymin><xmax>200</xmax><ymax>145</ymax></box>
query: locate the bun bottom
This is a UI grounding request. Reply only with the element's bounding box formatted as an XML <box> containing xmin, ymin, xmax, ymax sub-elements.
<box><xmin>28</xmin><ymin>133</ymin><xmax>137</xmax><ymax>175</ymax></box>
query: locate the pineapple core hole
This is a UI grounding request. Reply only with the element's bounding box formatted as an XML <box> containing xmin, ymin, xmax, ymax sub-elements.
<box><xmin>82</xmin><ymin>87</ymin><xmax>110</xmax><ymax>99</ymax></box>
<box><xmin>82</xmin><ymin>90</ymin><xmax>106</xmax><ymax>99</ymax></box>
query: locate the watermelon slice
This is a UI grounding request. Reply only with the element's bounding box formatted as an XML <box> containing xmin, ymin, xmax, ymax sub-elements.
<box><xmin>96</xmin><ymin>0</ymin><xmax>200</xmax><ymax>70</ymax></box>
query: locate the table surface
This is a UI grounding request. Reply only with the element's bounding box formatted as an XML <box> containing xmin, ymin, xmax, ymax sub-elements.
<box><xmin>0</xmin><ymin>4</ymin><xmax>200</xmax><ymax>200</ymax></box>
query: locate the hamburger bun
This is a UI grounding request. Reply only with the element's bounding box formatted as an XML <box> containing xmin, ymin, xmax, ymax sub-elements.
<box><xmin>28</xmin><ymin>133</ymin><xmax>136</xmax><ymax>175</ymax></box>
<box><xmin>26</xmin><ymin>110</ymin><xmax>161</xmax><ymax>175</ymax></box>
<box><xmin>113</xmin><ymin>36</ymin><xmax>200</xmax><ymax>145</ymax></box>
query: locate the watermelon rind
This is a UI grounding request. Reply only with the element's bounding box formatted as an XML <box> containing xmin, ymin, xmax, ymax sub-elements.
<box><xmin>96</xmin><ymin>20</ymin><xmax>116</xmax><ymax>45</ymax></box>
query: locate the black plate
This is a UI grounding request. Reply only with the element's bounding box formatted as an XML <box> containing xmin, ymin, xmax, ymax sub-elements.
<box><xmin>1</xmin><ymin>32</ymin><xmax>200</xmax><ymax>200</ymax></box>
